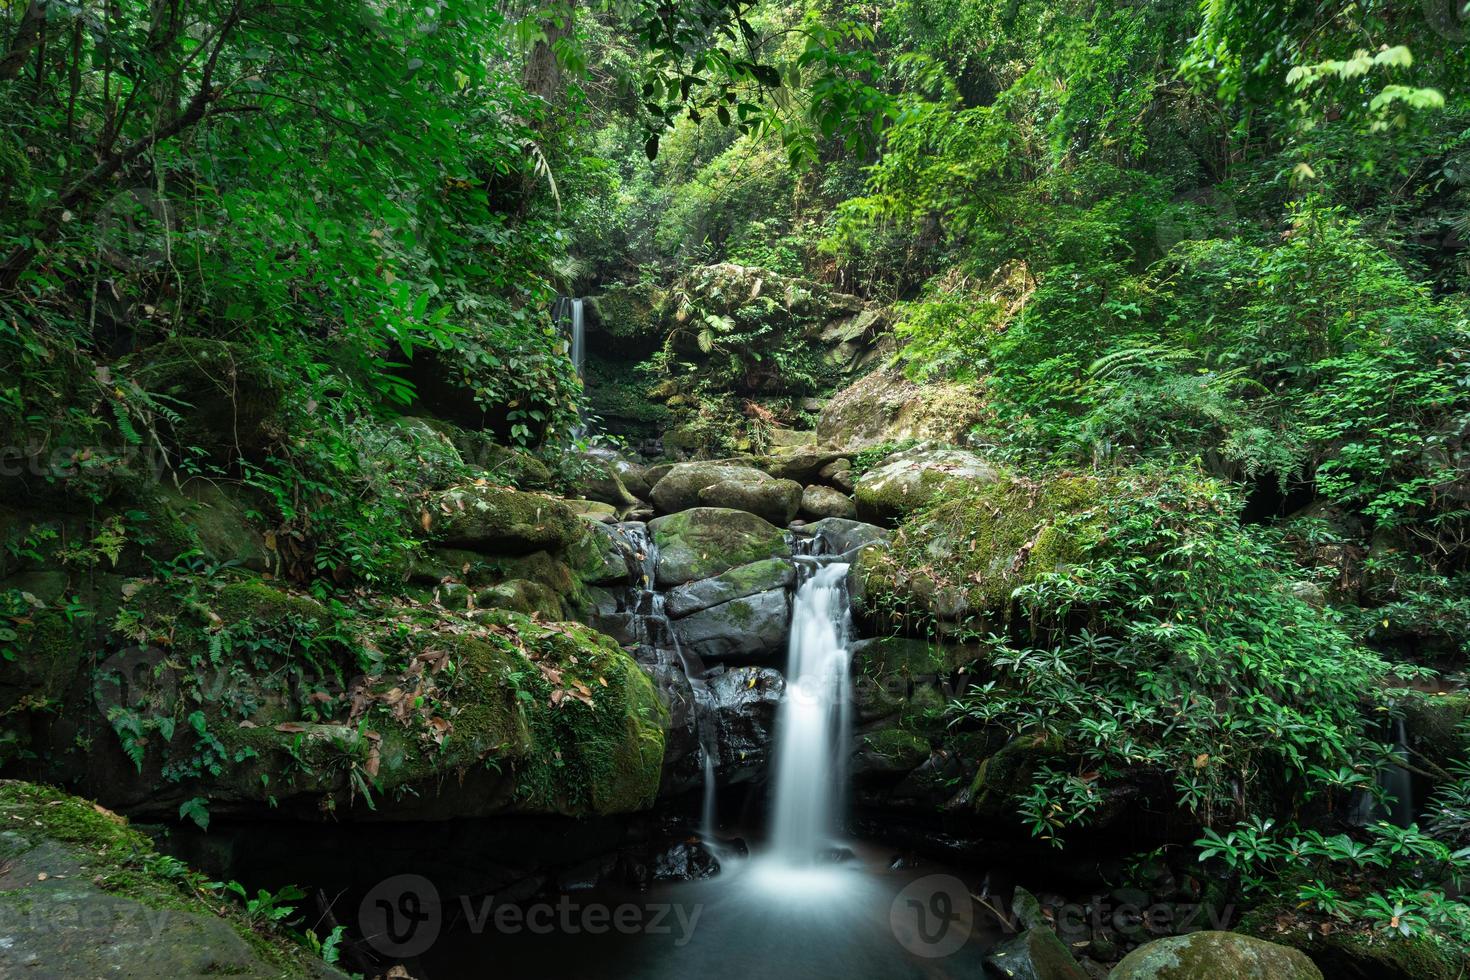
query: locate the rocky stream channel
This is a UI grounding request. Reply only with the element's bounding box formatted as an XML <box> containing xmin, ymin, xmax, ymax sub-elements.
<box><xmin>1</xmin><ymin>277</ymin><xmax>1461</xmax><ymax>980</ymax></box>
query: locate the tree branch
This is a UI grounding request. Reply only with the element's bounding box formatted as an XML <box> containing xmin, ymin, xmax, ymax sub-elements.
<box><xmin>0</xmin><ymin>0</ymin><xmax>47</xmax><ymax>83</ymax></box>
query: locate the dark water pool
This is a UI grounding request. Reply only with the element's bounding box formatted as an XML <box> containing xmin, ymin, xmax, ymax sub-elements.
<box><xmin>418</xmin><ymin>843</ymin><xmax>1001</xmax><ymax>979</ymax></box>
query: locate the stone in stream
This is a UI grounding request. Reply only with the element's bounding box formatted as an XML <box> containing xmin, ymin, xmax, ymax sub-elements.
<box><xmin>664</xmin><ymin>558</ymin><xmax>795</xmax><ymax>618</ymax></box>
<box><xmin>800</xmin><ymin>484</ymin><xmax>858</xmax><ymax>520</ymax></box>
<box><xmin>672</xmin><ymin>588</ymin><xmax>791</xmax><ymax>661</ymax></box>
<box><xmin>648</xmin><ymin>507</ymin><xmax>791</xmax><ymax>587</ymax></box>
<box><xmin>804</xmin><ymin>516</ymin><xmax>891</xmax><ymax>556</ymax></box>
<box><xmin>706</xmin><ymin>666</ymin><xmax>785</xmax><ymax>781</ymax></box>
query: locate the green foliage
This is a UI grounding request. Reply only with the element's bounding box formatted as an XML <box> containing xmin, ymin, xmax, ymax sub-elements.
<box><xmin>950</xmin><ymin>468</ymin><xmax>1408</xmax><ymax>842</ymax></box>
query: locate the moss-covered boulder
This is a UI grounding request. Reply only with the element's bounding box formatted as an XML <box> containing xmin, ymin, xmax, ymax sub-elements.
<box><xmin>148</xmin><ymin>479</ymin><xmax>272</xmax><ymax>571</ymax></box>
<box><xmin>474</xmin><ymin>579</ymin><xmax>564</xmax><ymax>619</ymax></box>
<box><xmin>123</xmin><ymin>337</ymin><xmax>285</xmax><ymax>464</ymax></box>
<box><xmin>671</xmin><ymin>588</ymin><xmax>791</xmax><ymax>661</ymax></box>
<box><xmin>0</xmin><ymin>781</ymin><xmax>344</xmax><ymax>978</ymax></box>
<box><xmin>855</xmin><ymin>473</ymin><xmax>1099</xmax><ymax>627</ymax></box>
<box><xmin>587</xmin><ymin>282</ymin><xmax>667</xmax><ymax>342</ymax></box>
<box><xmin>817</xmin><ymin>365</ymin><xmax>987</xmax><ymax>450</ymax></box>
<box><xmin>426</xmin><ymin>485</ymin><xmax>582</xmax><ymax>555</ymax></box>
<box><xmin>853</xmin><ymin>446</ymin><xmax>1001</xmax><ymax>524</ymax></box>
<box><xmin>1110</xmin><ymin>932</ymin><xmax>1322</xmax><ymax>980</ymax></box>
<box><xmin>1402</xmin><ymin>691</ymin><xmax>1470</xmax><ymax>779</ymax></box>
<box><xmin>651</xmin><ymin>461</ymin><xmax>801</xmax><ymax>524</ymax></box>
<box><xmin>801</xmin><ymin>484</ymin><xmax>857</xmax><ymax>520</ymax></box>
<box><xmin>855</xmin><ymin>727</ymin><xmax>932</xmax><ymax>776</ymax></box>
<box><xmin>968</xmin><ymin>734</ymin><xmax>1067</xmax><ymax>821</ymax></box>
<box><xmin>648</xmin><ymin>507</ymin><xmax>791</xmax><ymax>587</ymax></box>
<box><xmin>665</xmin><ymin>558</ymin><xmax>795</xmax><ymax>618</ymax></box>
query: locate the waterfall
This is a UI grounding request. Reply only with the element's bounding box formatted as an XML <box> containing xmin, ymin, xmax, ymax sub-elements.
<box><xmin>607</xmin><ymin>522</ymin><xmax>721</xmax><ymax>844</ymax></box>
<box><xmin>556</xmin><ymin>296</ymin><xmax>586</xmax><ymax>377</ymax></box>
<box><xmin>767</xmin><ymin>561</ymin><xmax>853</xmax><ymax>864</ymax></box>
<box><xmin>1383</xmin><ymin>719</ymin><xmax>1415</xmax><ymax>828</ymax></box>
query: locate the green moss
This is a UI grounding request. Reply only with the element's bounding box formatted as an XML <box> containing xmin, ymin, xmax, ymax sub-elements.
<box><xmin>211</xmin><ymin>579</ymin><xmax>329</xmax><ymax>625</ymax></box>
<box><xmin>0</xmin><ymin>781</ymin><xmax>330</xmax><ymax>976</ymax></box>
<box><xmin>649</xmin><ymin>507</ymin><xmax>791</xmax><ymax>585</ymax></box>
<box><xmin>968</xmin><ymin>733</ymin><xmax>1065</xmax><ymax>818</ymax></box>
<box><xmin>124</xmin><ymin>338</ymin><xmax>284</xmax><ymax>461</ymax></box>
<box><xmin>589</xmin><ymin>283</ymin><xmax>666</xmax><ymax>340</ymax></box>
<box><xmin>428</xmin><ymin>485</ymin><xmax>582</xmax><ymax>554</ymax></box>
<box><xmin>865</xmin><ymin>473</ymin><xmax>1102</xmax><ymax>625</ymax></box>
<box><xmin>862</xmin><ymin>727</ymin><xmax>932</xmax><ymax>765</ymax></box>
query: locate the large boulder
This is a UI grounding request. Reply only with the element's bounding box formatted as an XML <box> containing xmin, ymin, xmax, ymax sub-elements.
<box><xmin>426</xmin><ymin>485</ymin><xmax>583</xmax><ymax>555</ymax></box>
<box><xmin>665</xmin><ymin>558</ymin><xmax>795</xmax><ymax>618</ymax></box>
<box><xmin>853</xmin><ymin>447</ymin><xmax>1002</xmax><ymax>524</ymax></box>
<box><xmin>1110</xmin><ymin>932</ymin><xmax>1322</xmax><ymax>980</ymax></box>
<box><xmin>817</xmin><ymin>365</ymin><xmax>986</xmax><ymax>450</ymax></box>
<box><xmin>648</xmin><ymin>508</ymin><xmax>791</xmax><ymax>587</ymax></box>
<box><xmin>651</xmin><ymin>461</ymin><xmax>801</xmax><ymax>524</ymax></box>
<box><xmin>800</xmin><ymin>484</ymin><xmax>857</xmax><ymax>521</ymax></box>
<box><xmin>853</xmin><ymin>474</ymin><xmax>1098</xmax><ymax>627</ymax></box>
<box><xmin>708</xmin><ymin>667</ymin><xmax>784</xmax><ymax>781</ymax></box>
<box><xmin>0</xmin><ymin>781</ymin><xmax>344</xmax><ymax>979</ymax></box>
<box><xmin>699</xmin><ymin>477</ymin><xmax>803</xmax><ymax>525</ymax></box>
<box><xmin>673</xmin><ymin>589</ymin><xmax>791</xmax><ymax>662</ymax></box>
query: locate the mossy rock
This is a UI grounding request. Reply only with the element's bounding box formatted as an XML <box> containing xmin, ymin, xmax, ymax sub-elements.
<box><xmin>0</xmin><ymin>781</ymin><xmax>344</xmax><ymax>978</ymax></box>
<box><xmin>665</xmin><ymin>557</ymin><xmax>794</xmax><ymax>618</ymax></box>
<box><xmin>986</xmin><ymin>926</ymin><xmax>1088</xmax><ymax>980</ymax></box>
<box><xmin>427</xmin><ymin>485</ymin><xmax>582</xmax><ymax>555</ymax></box>
<box><xmin>853</xmin><ymin>447</ymin><xmax>1001</xmax><ymax>524</ymax></box>
<box><xmin>1402</xmin><ymin>691</ymin><xmax>1470</xmax><ymax>778</ymax></box>
<box><xmin>474</xmin><ymin>579</ymin><xmax>564</xmax><ymax>619</ymax></box>
<box><xmin>818</xmin><ymin>365</ymin><xmax>987</xmax><ymax>450</ymax></box>
<box><xmin>850</xmin><ymin>635</ymin><xmax>973</xmax><ymax>680</ymax></box>
<box><xmin>857</xmin><ymin>727</ymin><xmax>932</xmax><ymax>775</ymax></box>
<box><xmin>587</xmin><ymin>282</ymin><xmax>667</xmax><ymax>341</ymax></box>
<box><xmin>145</xmin><ymin>479</ymin><xmax>271</xmax><ymax>571</ymax></box>
<box><xmin>648</xmin><ymin>507</ymin><xmax>791</xmax><ymax>587</ymax></box>
<box><xmin>800</xmin><ymin>484</ymin><xmax>857</xmax><ymax>520</ymax></box>
<box><xmin>860</xmin><ymin>473</ymin><xmax>1100</xmax><ymax>626</ymax></box>
<box><xmin>568</xmin><ymin>523</ymin><xmax>636</xmax><ymax>587</ymax></box>
<box><xmin>1110</xmin><ymin>931</ymin><xmax>1322</xmax><ymax>980</ymax></box>
<box><xmin>651</xmin><ymin>461</ymin><xmax>798</xmax><ymax>520</ymax></box>
<box><xmin>123</xmin><ymin>337</ymin><xmax>285</xmax><ymax>464</ymax></box>
<box><xmin>969</xmin><ymin>733</ymin><xmax>1066</xmax><ymax>820</ymax></box>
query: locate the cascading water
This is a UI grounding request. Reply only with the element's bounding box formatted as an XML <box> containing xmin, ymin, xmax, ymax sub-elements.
<box><xmin>603</xmin><ymin>521</ymin><xmax>722</xmax><ymax>844</ymax></box>
<box><xmin>555</xmin><ymin>296</ymin><xmax>586</xmax><ymax>377</ymax></box>
<box><xmin>766</xmin><ymin>559</ymin><xmax>854</xmax><ymax>864</ymax></box>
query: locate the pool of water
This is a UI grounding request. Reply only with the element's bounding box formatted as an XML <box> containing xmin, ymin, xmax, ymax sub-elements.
<box><xmin>418</xmin><ymin>842</ymin><xmax>1001</xmax><ymax>979</ymax></box>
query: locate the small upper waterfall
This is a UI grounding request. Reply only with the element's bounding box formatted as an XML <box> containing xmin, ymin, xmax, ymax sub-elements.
<box><xmin>556</xmin><ymin>296</ymin><xmax>586</xmax><ymax>377</ymax></box>
<box><xmin>767</xmin><ymin>560</ymin><xmax>854</xmax><ymax>864</ymax></box>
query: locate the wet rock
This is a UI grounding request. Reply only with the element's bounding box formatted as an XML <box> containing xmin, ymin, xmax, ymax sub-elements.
<box><xmin>759</xmin><ymin>448</ymin><xmax>851</xmax><ymax>485</ymax></box>
<box><xmin>572</xmin><ymin>521</ymin><xmax>639</xmax><ymax>587</ymax></box>
<box><xmin>1110</xmin><ymin>932</ymin><xmax>1322</xmax><ymax>980</ymax></box>
<box><xmin>853</xmin><ymin>446</ymin><xmax>1001</xmax><ymax>523</ymax></box>
<box><xmin>575</xmin><ymin>449</ymin><xmax>644</xmax><ymax>509</ymax></box>
<box><xmin>853</xmin><ymin>728</ymin><xmax>931</xmax><ymax>776</ymax></box>
<box><xmin>805</xmin><ymin>517</ymin><xmax>891</xmax><ymax>556</ymax></box>
<box><xmin>987</xmin><ymin>926</ymin><xmax>1090</xmax><ymax>980</ymax></box>
<box><xmin>652</xmin><ymin>840</ymin><xmax>720</xmax><ymax>881</ymax></box>
<box><xmin>673</xmin><ymin>588</ymin><xmax>791</xmax><ymax>661</ymax></box>
<box><xmin>801</xmin><ymin>484</ymin><xmax>857</xmax><ymax>520</ymax></box>
<box><xmin>708</xmin><ymin>666</ymin><xmax>784</xmax><ymax>781</ymax></box>
<box><xmin>565</xmin><ymin>499</ymin><xmax>619</xmax><ymax>522</ymax></box>
<box><xmin>665</xmin><ymin>558</ymin><xmax>796</xmax><ymax>618</ymax></box>
<box><xmin>648</xmin><ymin>508</ymin><xmax>791</xmax><ymax>587</ymax></box>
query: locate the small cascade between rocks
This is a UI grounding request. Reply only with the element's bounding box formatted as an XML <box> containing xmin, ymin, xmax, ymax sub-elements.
<box><xmin>766</xmin><ymin>542</ymin><xmax>854</xmax><ymax>866</ymax></box>
<box><xmin>604</xmin><ymin>522</ymin><xmax>723</xmax><ymax>845</ymax></box>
